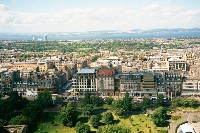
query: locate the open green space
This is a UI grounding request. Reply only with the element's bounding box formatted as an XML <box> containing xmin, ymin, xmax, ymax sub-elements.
<box><xmin>34</xmin><ymin>111</ymin><xmax>167</xmax><ymax>133</ymax></box>
<box><xmin>34</xmin><ymin>112</ymin><xmax>75</xmax><ymax>133</ymax></box>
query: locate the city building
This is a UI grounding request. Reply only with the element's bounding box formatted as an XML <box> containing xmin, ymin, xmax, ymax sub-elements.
<box><xmin>72</xmin><ymin>68</ymin><xmax>97</xmax><ymax>94</ymax></box>
<box><xmin>182</xmin><ymin>79</ymin><xmax>200</xmax><ymax>95</ymax></box>
<box><xmin>140</xmin><ymin>72</ymin><xmax>157</xmax><ymax>96</ymax></box>
<box><xmin>168</xmin><ymin>58</ymin><xmax>187</xmax><ymax>71</ymax></box>
<box><xmin>96</xmin><ymin>67</ymin><xmax>115</xmax><ymax>96</ymax></box>
<box><xmin>120</xmin><ymin>72</ymin><xmax>141</xmax><ymax>96</ymax></box>
<box><xmin>164</xmin><ymin>72</ymin><xmax>182</xmax><ymax>97</ymax></box>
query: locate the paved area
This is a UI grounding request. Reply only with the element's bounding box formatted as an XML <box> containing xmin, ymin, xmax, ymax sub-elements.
<box><xmin>168</xmin><ymin>112</ymin><xmax>200</xmax><ymax>133</ymax></box>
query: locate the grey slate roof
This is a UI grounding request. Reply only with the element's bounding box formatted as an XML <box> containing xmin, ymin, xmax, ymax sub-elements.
<box><xmin>77</xmin><ymin>68</ymin><xmax>96</xmax><ymax>74</ymax></box>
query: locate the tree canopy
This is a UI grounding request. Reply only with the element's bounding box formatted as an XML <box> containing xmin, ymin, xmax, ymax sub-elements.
<box><xmin>75</xmin><ymin>122</ymin><xmax>90</xmax><ymax>133</ymax></box>
<box><xmin>151</xmin><ymin>107</ymin><xmax>168</xmax><ymax>126</ymax></box>
<box><xmin>90</xmin><ymin>115</ymin><xmax>101</xmax><ymax>128</ymax></box>
<box><xmin>60</xmin><ymin>102</ymin><xmax>78</xmax><ymax>127</ymax></box>
<box><xmin>97</xmin><ymin>125</ymin><xmax>131</xmax><ymax>133</ymax></box>
<box><xmin>101</xmin><ymin>112</ymin><xmax>114</xmax><ymax>125</ymax></box>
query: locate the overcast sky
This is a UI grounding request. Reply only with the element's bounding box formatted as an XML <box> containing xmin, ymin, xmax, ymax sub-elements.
<box><xmin>0</xmin><ymin>0</ymin><xmax>200</xmax><ymax>33</ymax></box>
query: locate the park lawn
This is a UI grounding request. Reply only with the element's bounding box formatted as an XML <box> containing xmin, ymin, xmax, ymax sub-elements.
<box><xmin>115</xmin><ymin>114</ymin><xmax>167</xmax><ymax>133</ymax></box>
<box><xmin>34</xmin><ymin>112</ymin><xmax>75</xmax><ymax>133</ymax></box>
<box><xmin>34</xmin><ymin>110</ymin><xmax>167</xmax><ymax>133</ymax></box>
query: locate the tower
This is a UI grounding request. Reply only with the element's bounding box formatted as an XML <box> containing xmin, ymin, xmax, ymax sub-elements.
<box><xmin>43</xmin><ymin>35</ymin><xmax>47</xmax><ymax>41</ymax></box>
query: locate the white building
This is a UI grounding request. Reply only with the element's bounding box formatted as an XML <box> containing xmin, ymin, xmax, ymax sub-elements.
<box><xmin>182</xmin><ymin>79</ymin><xmax>200</xmax><ymax>95</ymax></box>
<box><xmin>72</xmin><ymin>68</ymin><xmax>97</xmax><ymax>93</ymax></box>
<box><xmin>168</xmin><ymin>58</ymin><xmax>187</xmax><ymax>71</ymax></box>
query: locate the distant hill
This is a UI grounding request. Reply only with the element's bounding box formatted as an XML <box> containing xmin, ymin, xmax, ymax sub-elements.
<box><xmin>0</xmin><ymin>28</ymin><xmax>200</xmax><ymax>41</ymax></box>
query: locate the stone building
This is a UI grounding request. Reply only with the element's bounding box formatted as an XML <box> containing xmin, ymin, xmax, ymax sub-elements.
<box><xmin>164</xmin><ymin>71</ymin><xmax>182</xmax><ymax>97</ymax></box>
<box><xmin>120</xmin><ymin>72</ymin><xmax>141</xmax><ymax>96</ymax></box>
<box><xmin>96</xmin><ymin>68</ymin><xmax>115</xmax><ymax>96</ymax></box>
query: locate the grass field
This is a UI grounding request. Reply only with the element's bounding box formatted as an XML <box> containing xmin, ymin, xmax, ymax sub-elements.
<box><xmin>34</xmin><ymin>111</ymin><xmax>167</xmax><ymax>133</ymax></box>
<box><xmin>115</xmin><ymin>114</ymin><xmax>167</xmax><ymax>133</ymax></box>
<box><xmin>34</xmin><ymin>112</ymin><xmax>75</xmax><ymax>133</ymax></box>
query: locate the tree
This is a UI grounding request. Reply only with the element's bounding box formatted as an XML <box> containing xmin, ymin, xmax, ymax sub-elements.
<box><xmin>90</xmin><ymin>115</ymin><xmax>101</xmax><ymax>128</ymax></box>
<box><xmin>82</xmin><ymin>92</ymin><xmax>91</xmax><ymax>105</ymax></box>
<box><xmin>101</xmin><ymin>112</ymin><xmax>114</xmax><ymax>125</ymax></box>
<box><xmin>82</xmin><ymin>104</ymin><xmax>94</xmax><ymax>117</ymax></box>
<box><xmin>122</xmin><ymin>92</ymin><xmax>132</xmax><ymax>113</ymax></box>
<box><xmin>97</xmin><ymin>125</ymin><xmax>131</xmax><ymax>133</ymax></box>
<box><xmin>151</xmin><ymin>107</ymin><xmax>168</xmax><ymax>126</ymax></box>
<box><xmin>22</xmin><ymin>100</ymin><xmax>43</xmax><ymax>124</ymax></box>
<box><xmin>113</xmin><ymin>108</ymin><xmax>124</xmax><ymax>116</ymax></box>
<box><xmin>112</xmin><ymin>93</ymin><xmax>132</xmax><ymax>116</ymax></box>
<box><xmin>8</xmin><ymin>91</ymin><xmax>24</xmax><ymax>112</ymax></box>
<box><xmin>112</xmin><ymin>99</ymin><xmax>124</xmax><ymax>116</ymax></box>
<box><xmin>0</xmin><ymin>119</ymin><xmax>7</xmax><ymax>126</ymax></box>
<box><xmin>75</xmin><ymin>122</ymin><xmax>90</xmax><ymax>133</ymax></box>
<box><xmin>60</xmin><ymin>103</ymin><xmax>78</xmax><ymax>127</ymax></box>
<box><xmin>157</xmin><ymin>94</ymin><xmax>164</xmax><ymax>106</ymax></box>
<box><xmin>141</xmin><ymin>97</ymin><xmax>152</xmax><ymax>110</ymax></box>
<box><xmin>173</xmin><ymin>98</ymin><xmax>200</xmax><ymax>108</ymax></box>
<box><xmin>105</xmin><ymin>97</ymin><xmax>114</xmax><ymax>105</ymax></box>
<box><xmin>37</xmin><ymin>90</ymin><xmax>52</xmax><ymax>108</ymax></box>
<box><xmin>9</xmin><ymin>115</ymin><xmax>26</xmax><ymax>125</ymax></box>
<box><xmin>91</xmin><ymin>95</ymin><xmax>101</xmax><ymax>107</ymax></box>
<box><xmin>91</xmin><ymin>55</ymin><xmax>100</xmax><ymax>62</ymax></box>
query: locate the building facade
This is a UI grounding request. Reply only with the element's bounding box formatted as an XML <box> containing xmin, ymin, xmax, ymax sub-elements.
<box><xmin>96</xmin><ymin>68</ymin><xmax>115</xmax><ymax>96</ymax></box>
<box><xmin>72</xmin><ymin>68</ymin><xmax>97</xmax><ymax>94</ymax></box>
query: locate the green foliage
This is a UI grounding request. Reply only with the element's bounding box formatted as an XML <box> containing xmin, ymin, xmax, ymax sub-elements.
<box><xmin>122</xmin><ymin>92</ymin><xmax>132</xmax><ymax>112</ymax></box>
<box><xmin>151</xmin><ymin>107</ymin><xmax>168</xmax><ymax>126</ymax></box>
<box><xmin>105</xmin><ymin>97</ymin><xmax>114</xmax><ymax>105</ymax></box>
<box><xmin>113</xmin><ymin>108</ymin><xmax>124</xmax><ymax>116</ymax></box>
<box><xmin>9</xmin><ymin>115</ymin><xmax>26</xmax><ymax>125</ymax></box>
<box><xmin>157</xmin><ymin>94</ymin><xmax>165</xmax><ymax>106</ymax></box>
<box><xmin>75</xmin><ymin>122</ymin><xmax>90</xmax><ymax>133</ymax></box>
<box><xmin>82</xmin><ymin>104</ymin><xmax>94</xmax><ymax>117</ymax></box>
<box><xmin>37</xmin><ymin>90</ymin><xmax>52</xmax><ymax>108</ymax></box>
<box><xmin>91</xmin><ymin>55</ymin><xmax>100</xmax><ymax>62</ymax></box>
<box><xmin>60</xmin><ymin>103</ymin><xmax>78</xmax><ymax>127</ymax></box>
<box><xmin>23</xmin><ymin>54</ymin><xmax>31</xmax><ymax>59</ymax></box>
<box><xmin>0</xmin><ymin>92</ymin><xmax>29</xmax><ymax>121</ymax></box>
<box><xmin>22</xmin><ymin>100</ymin><xmax>43</xmax><ymax>124</ymax></box>
<box><xmin>112</xmin><ymin>92</ymin><xmax>132</xmax><ymax>116</ymax></box>
<box><xmin>8</xmin><ymin>91</ymin><xmax>29</xmax><ymax>111</ymax></box>
<box><xmin>91</xmin><ymin>95</ymin><xmax>101</xmax><ymax>107</ymax></box>
<box><xmin>101</xmin><ymin>112</ymin><xmax>114</xmax><ymax>125</ymax></box>
<box><xmin>112</xmin><ymin>99</ymin><xmax>124</xmax><ymax>116</ymax></box>
<box><xmin>90</xmin><ymin>115</ymin><xmax>101</xmax><ymax>128</ymax></box>
<box><xmin>82</xmin><ymin>92</ymin><xmax>91</xmax><ymax>105</ymax></box>
<box><xmin>172</xmin><ymin>98</ymin><xmax>200</xmax><ymax>108</ymax></box>
<box><xmin>159</xmin><ymin>129</ymin><xmax>168</xmax><ymax>133</ymax></box>
<box><xmin>97</xmin><ymin>125</ymin><xmax>131</xmax><ymax>133</ymax></box>
<box><xmin>0</xmin><ymin>119</ymin><xmax>7</xmax><ymax>126</ymax></box>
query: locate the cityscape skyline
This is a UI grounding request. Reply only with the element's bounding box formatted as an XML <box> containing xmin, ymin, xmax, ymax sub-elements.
<box><xmin>0</xmin><ymin>0</ymin><xmax>200</xmax><ymax>33</ymax></box>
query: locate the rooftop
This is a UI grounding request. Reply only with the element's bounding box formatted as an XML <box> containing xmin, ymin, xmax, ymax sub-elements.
<box><xmin>77</xmin><ymin>68</ymin><xmax>96</xmax><ymax>74</ymax></box>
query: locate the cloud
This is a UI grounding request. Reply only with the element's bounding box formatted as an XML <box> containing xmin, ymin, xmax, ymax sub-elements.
<box><xmin>12</xmin><ymin>0</ymin><xmax>16</xmax><ymax>4</ymax></box>
<box><xmin>0</xmin><ymin>2</ymin><xmax>200</xmax><ymax>32</ymax></box>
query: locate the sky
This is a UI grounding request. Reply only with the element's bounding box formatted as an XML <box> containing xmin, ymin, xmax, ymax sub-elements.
<box><xmin>0</xmin><ymin>0</ymin><xmax>200</xmax><ymax>33</ymax></box>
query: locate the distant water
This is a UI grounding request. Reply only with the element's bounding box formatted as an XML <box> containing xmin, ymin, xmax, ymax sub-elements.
<box><xmin>0</xmin><ymin>31</ymin><xmax>200</xmax><ymax>41</ymax></box>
